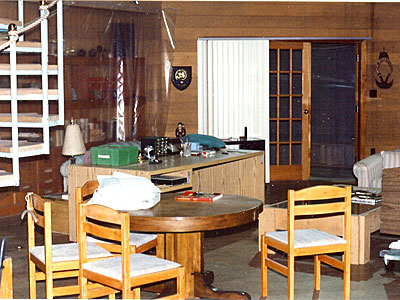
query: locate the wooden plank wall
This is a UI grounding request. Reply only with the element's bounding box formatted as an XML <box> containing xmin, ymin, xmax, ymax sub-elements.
<box><xmin>1</xmin><ymin>1</ymin><xmax>400</xmax><ymax>160</ymax></box>
<box><xmin>364</xmin><ymin>3</ymin><xmax>400</xmax><ymax>154</ymax></box>
<box><xmin>161</xmin><ymin>1</ymin><xmax>400</xmax><ymax>158</ymax></box>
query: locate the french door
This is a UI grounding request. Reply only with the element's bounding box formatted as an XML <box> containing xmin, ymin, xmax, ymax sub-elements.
<box><xmin>269</xmin><ymin>42</ymin><xmax>311</xmax><ymax>180</ymax></box>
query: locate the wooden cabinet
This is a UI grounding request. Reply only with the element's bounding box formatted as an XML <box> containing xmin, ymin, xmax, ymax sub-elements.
<box><xmin>0</xmin><ymin>148</ymin><xmax>65</xmax><ymax>218</ymax></box>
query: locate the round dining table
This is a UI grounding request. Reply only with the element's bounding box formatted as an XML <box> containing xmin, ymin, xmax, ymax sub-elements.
<box><xmin>126</xmin><ymin>192</ymin><xmax>263</xmax><ymax>299</ymax></box>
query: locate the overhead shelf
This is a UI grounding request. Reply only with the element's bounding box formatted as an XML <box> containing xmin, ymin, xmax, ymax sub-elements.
<box><xmin>0</xmin><ymin>88</ymin><xmax>59</xmax><ymax>100</ymax></box>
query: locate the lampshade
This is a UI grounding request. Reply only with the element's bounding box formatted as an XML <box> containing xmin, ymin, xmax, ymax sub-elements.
<box><xmin>62</xmin><ymin>119</ymin><xmax>86</xmax><ymax>156</ymax></box>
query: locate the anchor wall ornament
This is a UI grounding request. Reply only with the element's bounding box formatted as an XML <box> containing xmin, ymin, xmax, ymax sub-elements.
<box><xmin>375</xmin><ymin>49</ymin><xmax>393</xmax><ymax>89</ymax></box>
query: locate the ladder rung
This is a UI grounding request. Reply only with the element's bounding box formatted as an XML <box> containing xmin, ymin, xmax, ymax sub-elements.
<box><xmin>0</xmin><ymin>64</ymin><xmax>58</xmax><ymax>75</ymax></box>
<box><xmin>0</xmin><ymin>113</ymin><xmax>59</xmax><ymax>123</ymax></box>
<box><xmin>0</xmin><ymin>41</ymin><xmax>42</xmax><ymax>52</ymax></box>
<box><xmin>0</xmin><ymin>64</ymin><xmax>57</xmax><ymax>71</ymax></box>
<box><xmin>0</xmin><ymin>88</ymin><xmax>59</xmax><ymax>100</ymax></box>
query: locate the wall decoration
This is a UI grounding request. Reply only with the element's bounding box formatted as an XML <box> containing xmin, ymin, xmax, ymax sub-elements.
<box><xmin>172</xmin><ymin>66</ymin><xmax>192</xmax><ymax>90</ymax></box>
<box><xmin>376</xmin><ymin>49</ymin><xmax>393</xmax><ymax>89</ymax></box>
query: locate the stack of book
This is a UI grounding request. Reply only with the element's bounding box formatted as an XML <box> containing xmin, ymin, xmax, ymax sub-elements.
<box><xmin>351</xmin><ymin>190</ymin><xmax>381</xmax><ymax>205</ymax></box>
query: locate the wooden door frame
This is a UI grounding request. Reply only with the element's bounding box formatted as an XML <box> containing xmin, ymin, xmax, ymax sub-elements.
<box><xmin>302</xmin><ymin>42</ymin><xmax>311</xmax><ymax>180</ymax></box>
<box><xmin>269</xmin><ymin>41</ymin><xmax>311</xmax><ymax>181</ymax></box>
<box><xmin>269</xmin><ymin>39</ymin><xmax>367</xmax><ymax>181</ymax></box>
<box><xmin>358</xmin><ymin>40</ymin><xmax>367</xmax><ymax>160</ymax></box>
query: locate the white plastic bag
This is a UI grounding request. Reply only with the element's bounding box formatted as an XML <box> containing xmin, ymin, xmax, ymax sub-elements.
<box><xmin>87</xmin><ymin>171</ymin><xmax>160</xmax><ymax>210</ymax></box>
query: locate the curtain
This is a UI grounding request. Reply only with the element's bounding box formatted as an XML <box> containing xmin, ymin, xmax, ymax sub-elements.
<box><xmin>197</xmin><ymin>38</ymin><xmax>270</xmax><ymax>182</ymax></box>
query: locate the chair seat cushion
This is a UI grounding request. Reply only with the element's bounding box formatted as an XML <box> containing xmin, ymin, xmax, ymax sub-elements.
<box><xmin>265</xmin><ymin>229</ymin><xmax>346</xmax><ymax>249</ymax></box>
<box><xmin>87</xmin><ymin>232</ymin><xmax>157</xmax><ymax>247</ymax></box>
<box><xmin>30</xmin><ymin>242</ymin><xmax>112</xmax><ymax>264</ymax></box>
<box><xmin>83</xmin><ymin>253</ymin><xmax>181</xmax><ymax>281</ymax></box>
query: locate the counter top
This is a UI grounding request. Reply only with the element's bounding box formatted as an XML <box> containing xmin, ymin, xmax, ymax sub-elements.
<box><xmin>79</xmin><ymin>149</ymin><xmax>264</xmax><ymax>175</ymax></box>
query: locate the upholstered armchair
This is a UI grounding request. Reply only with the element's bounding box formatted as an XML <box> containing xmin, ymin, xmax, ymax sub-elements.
<box><xmin>353</xmin><ymin>150</ymin><xmax>400</xmax><ymax>189</ymax></box>
<box><xmin>353</xmin><ymin>153</ymin><xmax>383</xmax><ymax>189</ymax></box>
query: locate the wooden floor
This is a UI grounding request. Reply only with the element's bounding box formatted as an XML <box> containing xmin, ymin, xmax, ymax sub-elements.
<box><xmin>2</xmin><ymin>180</ymin><xmax>400</xmax><ymax>299</ymax></box>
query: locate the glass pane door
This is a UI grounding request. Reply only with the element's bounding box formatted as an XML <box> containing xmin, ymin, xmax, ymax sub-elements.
<box><xmin>269</xmin><ymin>42</ymin><xmax>311</xmax><ymax>180</ymax></box>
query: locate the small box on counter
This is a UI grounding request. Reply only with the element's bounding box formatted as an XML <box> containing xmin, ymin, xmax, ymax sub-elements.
<box><xmin>90</xmin><ymin>145</ymin><xmax>139</xmax><ymax>166</ymax></box>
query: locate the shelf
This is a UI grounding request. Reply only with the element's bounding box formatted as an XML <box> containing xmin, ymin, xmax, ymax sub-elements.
<box><xmin>158</xmin><ymin>183</ymin><xmax>192</xmax><ymax>193</ymax></box>
<box><xmin>0</xmin><ymin>41</ymin><xmax>42</xmax><ymax>53</ymax></box>
<box><xmin>0</xmin><ymin>88</ymin><xmax>59</xmax><ymax>100</ymax></box>
<box><xmin>0</xmin><ymin>170</ymin><xmax>17</xmax><ymax>187</ymax></box>
<box><xmin>0</xmin><ymin>64</ymin><xmax>58</xmax><ymax>75</ymax></box>
<box><xmin>0</xmin><ymin>18</ymin><xmax>21</xmax><ymax>29</ymax></box>
<box><xmin>66</xmin><ymin>99</ymin><xmax>108</xmax><ymax>109</ymax></box>
<box><xmin>0</xmin><ymin>140</ymin><xmax>45</xmax><ymax>157</ymax></box>
<box><xmin>0</xmin><ymin>113</ymin><xmax>58</xmax><ymax>123</ymax></box>
<box><xmin>154</xmin><ymin>169</ymin><xmax>192</xmax><ymax>193</ymax></box>
<box><xmin>0</xmin><ymin>113</ymin><xmax>60</xmax><ymax>127</ymax></box>
<box><xmin>63</xmin><ymin>56</ymin><xmax>112</xmax><ymax>66</ymax></box>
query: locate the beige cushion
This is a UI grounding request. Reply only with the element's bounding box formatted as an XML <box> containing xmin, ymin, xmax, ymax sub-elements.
<box><xmin>87</xmin><ymin>232</ymin><xmax>157</xmax><ymax>247</ymax></box>
<box><xmin>83</xmin><ymin>253</ymin><xmax>181</xmax><ymax>281</ymax></box>
<box><xmin>265</xmin><ymin>229</ymin><xmax>346</xmax><ymax>249</ymax></box>
<box><xmin>30</xmin><ymin>242</ymin><xmax>112</xmax><ymax>264</ymax></box>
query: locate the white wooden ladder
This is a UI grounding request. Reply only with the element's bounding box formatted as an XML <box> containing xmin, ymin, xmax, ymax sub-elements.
<box><xmin>0</xmin><ymin>0</ymin><xmax>64</xmax><ymax>187</ymax></box>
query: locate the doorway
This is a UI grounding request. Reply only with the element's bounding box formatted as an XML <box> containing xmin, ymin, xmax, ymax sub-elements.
<box><xmin>268</xmin><ymin>41</ymin><xmax>311</xmax><ymax>181</ymax></box>
<box><xmin>310</xmin><ymin>43</ymin><xmax>356</xmax><ymax>180</ymax></box>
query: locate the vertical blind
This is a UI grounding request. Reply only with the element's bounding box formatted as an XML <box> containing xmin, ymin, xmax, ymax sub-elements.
<box><xmin>197</xmin><ymin>38</ymin><xmax>270</xmax><ymax>181</ymax></box>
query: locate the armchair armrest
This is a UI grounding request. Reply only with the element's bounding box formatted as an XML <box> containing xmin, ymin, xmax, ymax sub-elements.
<box><xmin>353</xmin><ymin>153</ymin><xmax>383</xmax><ymax>188</ymax></box>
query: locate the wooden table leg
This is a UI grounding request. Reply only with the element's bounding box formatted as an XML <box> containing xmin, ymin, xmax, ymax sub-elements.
<box><xmin>160</xmin><ymin>232</ymin><xmax>250</xmax><ymax>299</ymax></box>
<box><xmin>194</xmin><ymin>271</ymin><xmax>251</xmax><ymax>300</ymax></box>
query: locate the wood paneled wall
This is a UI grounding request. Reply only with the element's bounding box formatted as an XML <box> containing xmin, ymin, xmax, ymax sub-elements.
<box><xmin>2</xmin><ymin>1</ymin><xmax>400</xmax><ymax>156</ymax></box>
<box><xmin>364</xmin><ymin>3</ymin><xmax>400</xmax><ymax>154</ymax></box>
<box><xmin>161</xmin><ymin>1</ymin><xmax>400</xmax><ymax>158</ymax></box>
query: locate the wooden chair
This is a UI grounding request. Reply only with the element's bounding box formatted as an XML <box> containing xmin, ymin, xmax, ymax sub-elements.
<box><xmin>25</xmin><ymin>193</ymin><xmax>113</xmax><ymax>299</ymax></box>
<box><xmin>78</xmin><ymin>202</ymin><xmax>185</xmax><ymax>299</ymax></box>
<box><xmin>261</xmin><ymin>185</ymin><xmax>351</xmax><ymax>300</ymax></box>
<box><xmin>76</xmin><ymin>179</ymin><xmax>158</xmax><ymax>254</ymax></box>
<box><xmin>0</xmin><ymin>238</ymin><xmax>12</xmax><ymax>299</ymax></box>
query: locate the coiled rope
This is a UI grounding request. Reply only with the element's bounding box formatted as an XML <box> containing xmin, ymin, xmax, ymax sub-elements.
<box><xmin>0</xmin><ymin>0</ymin><xmax>58</xmax><ymax>52</ymax></box>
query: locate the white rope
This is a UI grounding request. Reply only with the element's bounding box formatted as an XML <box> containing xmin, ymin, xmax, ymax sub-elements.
<box><xmin>20</xmin><ymin>192</ymin><xmax>38</xmax><ymax>223</ymax></box>
<box><xmin>0</xmin><ymin>0</ymin><xmax>58</xmax><ymax>52</ymax></box>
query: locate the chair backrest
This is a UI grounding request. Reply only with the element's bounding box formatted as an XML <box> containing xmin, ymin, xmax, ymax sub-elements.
<box><xmin>75</xmin><ymin>179</ymin><xmax>99</xmax><ymax>225</ymax></box>
<box><xmin>26</xmin><ymin>193</ymin><xmax>53</xmax><ymax>264</ymax></box>
<box><xmin>78</xmin><ymin>203</ymin><xmax>131</xmax><ymax>284</ymax></box>
<box><xmin>287</xmin><ymin>185</ymin><xmax>352</xmax><ymax>245</ymax></box>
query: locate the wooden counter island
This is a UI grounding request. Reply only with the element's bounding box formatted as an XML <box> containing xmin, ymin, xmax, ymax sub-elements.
<box><xmin>67</xmin><ymin>149</ymin><xmax>265</xmax><ymax>240</ymax></box>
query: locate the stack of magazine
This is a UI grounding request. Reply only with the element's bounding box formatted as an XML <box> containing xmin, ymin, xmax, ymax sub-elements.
<box><xmin>351</xmin><ymin>190</ymin><xmax>382</xmax><ymax>205</ymax></box>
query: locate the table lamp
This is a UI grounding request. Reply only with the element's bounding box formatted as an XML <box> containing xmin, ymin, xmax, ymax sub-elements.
<box><xmin>62</xmin><ymin>118</ymin><xmax>86</xmax><ymax>164</ymax></box>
